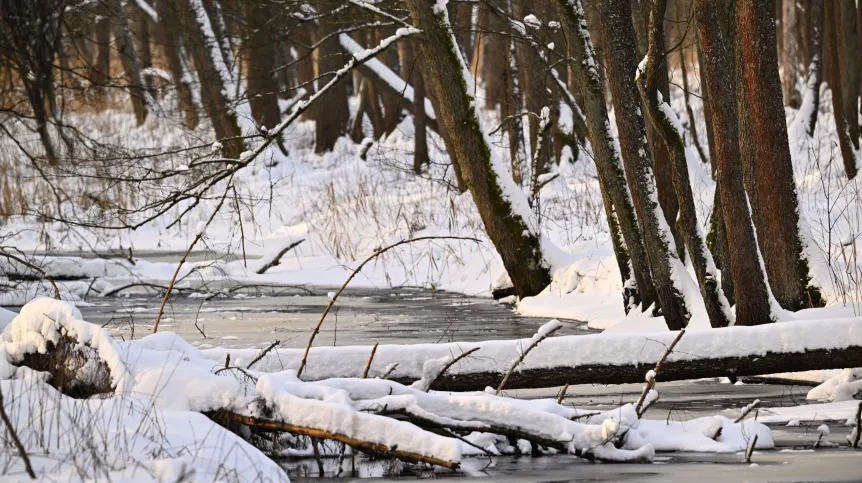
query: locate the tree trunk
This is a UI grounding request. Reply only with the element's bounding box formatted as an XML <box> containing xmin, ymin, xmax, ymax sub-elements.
<box><xmin>800</xmin><ymin>0</ymin><xmax>823</xmax><ymax>137</ymax></box>
<box><xmin>243</xmin><ymin>1</ymin><xmax>281</xmax><ymax>129</ymax></box>
<box><xmin>242</xmin><ymin>320</ymin><xmax>862</xmax><ymax>391</ymax></box>
<box><xmin>736</xmin><ymin>0</ymin><xmax>818</xmax><ymax>310</ymax></box>
<box><xmin>836</xmin><ymin>0</ymin><xmax>860</xmax><ymax>143</ymax></box>
<box><xmin>295</xmin><ymin>24</ymin><xmax>316</xmax><ymax>121</ymax></box>
<box><xmin>505</xmin><ymin>30</ymin><xmax>527</xmax><ymax>186</ymax></box>
<box><xmin>696</xmin><ymin>0</ymin><xmax>775</xmax><ymax>326</ymax></box>
<box><xmin>112</xmin><ymin>0</ymin><xmax>149</xmax><ymax>125</ymax></box>
<box><xmin>512</xmin><ymin>0</ymin><xmax>552</xmax><ymax>182</ymax></box>
<box><xmin>781</xmin><ymin>0</ymin><xmax>801</xmax><ymax>107</ymax></box>
<box><xmin>558</xmin><ymin>0</ymin><xmax>669</xmax><ymax>319</ymax></box>
<box><xmin>825</xmin><ymin>2</ymin><xmax>861</xmax><ymax>180</ymax></box>
<box><xmin>314</xmin><ymin>17</ymin><xmax>350</xmax><ymax>153</ymax></box>
<box><xmin>94</xmin><ymin>15</ymin><xmax>112</xmax><ymax>103</ymax></box>
<box><xmin>155</xmin><ymin>0</ymin><xmax>199</xmax><ymax>129</ymax></box>
<box><xmin>697</xmin><ymin>39</ymin><xmax>717</xmax><ymax>178</ymax></box>
<box><xmin>404</xmin><ymin>0</ymin><xmax>550</xmax><ymax>298</ymax></box>
<box><xmin>178</xmin><ymin>0</ymin><xmax>243</xmax><ymax>158</ymax></box>
<box><xmin>399</xmin><ymin>39</ymin><xmax>429</xmax><ymax>173</ymax></box>
<box><xmin>678</xmin><ymin>46</ymin><xmax>708</xmax><ymax>165</ymax></box>
<box><xmin>638</xmin><ymin>0</ymin><xmax>732</xmax><ymax>329</ymax></box>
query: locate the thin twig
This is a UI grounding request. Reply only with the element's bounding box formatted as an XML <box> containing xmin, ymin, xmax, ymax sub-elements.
<box><xmin>256</xmin><ymin>239</ymin><xmax>305</xmax><ymax>274</ymax></box>
<box><xmin>496</xmin><ymin>324</ymin><xmax>562</xmax><ymax>395</ymax></box>
<box><xmin>634</xmin><ymin>329</ymin><xmax>686</xmax><ymax>416</ymax></box>
<box><xmin>362</xmin><ymin>343</ymin><xmax>379</xmax><ymax>379</ymax></box>
<box><xmin>425</xmin><ymin>347</ymin><xmax>480</xmax><ymax>392</ymax></box>
<box><xmin>296</xmin><ymin>236</ymin><xmax>481</xmax><ymax>377</ymax></box>
<box><xmin>0</xmin><ymin>387</ymin><xmax>36</xmax><ymax>479</ymax></box>
<box><xmin>0</xmin><ymin>252</ymin><xmax>60</xmax><ymax>300</ymax></box>
<box><xmin>246</xmin><ymin>340</ymin><xmax>281</xmax><ymax>370</ymax></box>
<box><xmin>745</xmin><ymin>434</ymin><xmax>759</xmax><ymax>463</ymax></box>
<box><xmin>153</xmin><ymin>182</ymin><xmax>233</xmax><ymax>334</ymax></box>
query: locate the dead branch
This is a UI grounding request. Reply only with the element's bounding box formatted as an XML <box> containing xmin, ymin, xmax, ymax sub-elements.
<box><xmin>255</xmin><ymin>239</ymin><xmax>305</xmax><ymax>274</ymax></box>
<box><xmin>634</xmin><ymin>329</ymin><xmax>685</xmax><ymax>416</ymax></box>
<box><xmin>424</xmin><ymin>347</ymin><xmax>480</xmax><ymax>392</ymax></box>
<box><xmin>296</xmin><ymin>236</ymin><xmax>481</xmax><ymax>377</ymax></box>
<box><xmin>0</xmin><ymin>387</ymin><xmax>36</xmax><ymax>479</ymax></box>
<box><xmin>246</xmin><ymin>341</ymin><xmax>281</xmax><ymax>370</ymax></box>
<box><xmin>211</xmin><ymin>411</ymin><xmax>459</xmax><ymax>470</ymax></box>
<box><xmin>851</xmin><ymin>402</ymin><xmax>861</xmax><ymax>448</ymax></box>
<box><xmin>734</xmin><ymin>399</ymin><xmax>761</xmax><ymax>423</ymax></box>
<box><xmin>362</xmin><ymin>343</ymin><xmax>379</xmax><ymax>379</ymax></box>
<box><xmin>745</xmin><ymin>434</ymin><xmax>759</xmax><ymax>463</ymax></box>
<box><xmin>100</xmin><ymin>282</ymin><xmax>172</xmax><ymax>297</ymax></box>
<box><xmin>0</xmin><ymin>251</ymin><xmax>60</xmax><ymax>300</ymax></box>
<box><xmin>153</xmin><ymin>182</ymin><xmax>233</xmax><ymax>334</ymax></box>
<box><xmin>496</xmin><ymin>323</ymin><xmax>562</xmax><ymax>395</ymax></box>
<box><xmin>556</xmin><ymin>383</ymin><xmax>570</xmax><ymax>404</ymax></box>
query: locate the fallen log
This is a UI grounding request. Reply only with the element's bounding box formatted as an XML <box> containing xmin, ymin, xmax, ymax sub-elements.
<box><xmin>209</xmin><ymin>411</ymin><xmax>459</xmax><ymax>470</ymax></box>
<box><xmin>205</xmin><ymin>317</ymin><xmax>862</xmax><ymax>391</ymax></box>
<box><xmin>339</xmin><ymin>34</ymin><xmax>440</xmax><ymax>134</ymax></box>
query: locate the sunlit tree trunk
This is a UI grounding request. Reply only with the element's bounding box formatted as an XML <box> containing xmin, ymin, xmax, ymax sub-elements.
<box><xmin>696</xmin><ymin>0</ymin><xmax>775</xmax><ymax>326</ymax></box>
<box><xmin>736</xmin><ymin>0</ymin><xmax>822</xmax><ymax>310</ymax></box>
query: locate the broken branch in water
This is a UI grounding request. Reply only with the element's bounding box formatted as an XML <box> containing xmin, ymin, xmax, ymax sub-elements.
<box><xmin>296</xmin><ymin>236</ymin><xmax>481</xmax><ymax>378</ymax></box>
<box><xmin>246</xmin><ymin>340</ymin><xmax>281</xmax><ymax>370</ymax></box>
<box><xmin>634</xmin><ymin>329</ymin><xmax>686</xmax><ymax>417</ymax></box>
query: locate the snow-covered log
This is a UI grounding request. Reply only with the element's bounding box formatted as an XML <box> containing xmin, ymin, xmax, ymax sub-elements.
<box><xmin>339</xmin><ymin>34</ymin><xmax>440</xmax><ymax>133</ymax></box>
<box><xmin>211</xmin><ymin>318</ymin><xmax>862</xmax><ymax>391</ymax></box>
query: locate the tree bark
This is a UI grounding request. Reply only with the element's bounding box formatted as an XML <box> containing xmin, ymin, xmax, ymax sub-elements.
<box><xmin>836</xmin><ymin>0</ymin><xmax>860</xmax><ymax>143</ymax></box>
<box><xmin>398</xmin><ymin>39</ymin><xmax>429</xmax><ymax>173</ymax></box>
<box><xmin>94</xmin><ymin>14</ymin><xmax>112</xmax><ymax>103</ymax></box>
<box><xmin>558</xmin><ymin>0</ymin><xmax>670</xmax><ymax>319</ymax></box>
<box><xmin>638</xmin><ymin>0</ymin><xmax>732</xmax><ymax>329</ymax></box>
<box><xmin>781</xmin><ymin>0</ymin><xmax>801</xmax><ymax>107</ymax></box>
<box><xmin>697</xmin><ymin>39</ymin><xmax>717</xmax><ymax>178</ymax></box>
<box><xmin>512</xmin><ymin>0</ymin><xmax>552</xmax><ymax>182</ymax></box>
<box><xmin>736</xmin><ymin>0</ymin><xmax>817</xmax><ymax>310</ymax></box>
<box><xmin>155</xmin><ymin>0</ymin><xmax>199</xmax><ymax>129</ymax></box>
<box><xmin>112</xmin><ymin>0</ymin><xmax>149</xmax><ymax>125</ymax></box>
<box><xmin>243</xmin><ymin>0</ymin><xmax>281</xmax><ymax>129</ymax></box>
<box><xmin>825</xmin><ymin>1</ymin><xmax>860</xmax><ymax>179</ymax></box>
<box><xmin>405</xmin><ymin>0</ymin><xmax>550</xmax><ymax>298</ymax></box>
<box><xmin>178</xmin><ymin>0</ymin><xmax>243</xmax><ymax>158</ymax></box>
<box><xmin>314</xmin><ymin>15</ymin><xmax>350</xmax><ymax>153</ymax></box>
<box><xmin>800</xmin><ymin>0</ymin><xmax>823</xmax><ymax>137</ymax></box>
<box><xmin>696</xmin><ymin>0</ymin><xmax>775</xmax><ymax>326</ymax></box>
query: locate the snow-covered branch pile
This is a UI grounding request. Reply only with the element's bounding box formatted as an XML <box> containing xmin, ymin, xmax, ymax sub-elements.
<box><xmin>206</xmin><ymin>317</ymin><xmax>862</xmax><ymax>390</ymax></box>
<box><xmin>0</xmin><ymin>299</ymin><xmax>784</xmax><ymax>480</ymax></box>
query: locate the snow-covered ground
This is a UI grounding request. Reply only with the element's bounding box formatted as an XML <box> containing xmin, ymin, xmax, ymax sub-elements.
<box><xmin>3</xmin><ymin>74</ymin><xmax>862</xmax><ymax>336</ymax></box>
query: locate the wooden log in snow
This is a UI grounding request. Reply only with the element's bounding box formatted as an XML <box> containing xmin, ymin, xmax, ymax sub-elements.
<box><xmin>206</xmin><ymin>318</ymin><xmax>862</xmax><ymax>391</ymax></box>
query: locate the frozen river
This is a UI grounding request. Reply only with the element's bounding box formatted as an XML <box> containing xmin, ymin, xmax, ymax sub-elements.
<box><xmin>6</xmin><ymin>286</ymin><xmax>861</xmax><ymax>481</ymax></box>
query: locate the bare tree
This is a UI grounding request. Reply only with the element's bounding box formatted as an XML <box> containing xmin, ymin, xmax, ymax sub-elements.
<box><xmin>781</xmin><ymin>0</ymin><xmax>801</xmax><ymax>108</ymax></box>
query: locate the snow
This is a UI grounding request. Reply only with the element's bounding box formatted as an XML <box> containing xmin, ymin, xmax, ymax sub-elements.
<box><xmin>203</xmin><ymin>315</ymin><xmax>862</xmax><ymax>383</ymax></box>
<box><xmin>807</xmin><ymin>368</ymin><xmax>862</xmax><ymax>402</ymax></box>
<box><xmin>523</xmin><ymin>14</ymin><xmax>542</xmax><ymax>30</ymax></box>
